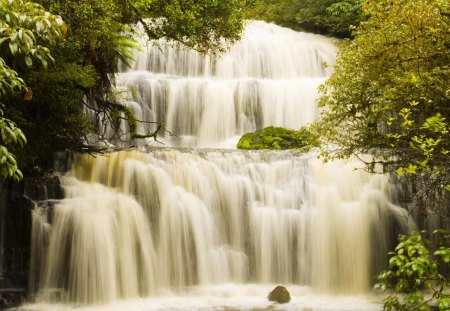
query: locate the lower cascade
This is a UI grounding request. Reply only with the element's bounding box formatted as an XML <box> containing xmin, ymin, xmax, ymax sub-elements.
<box><xmin>29</xmin><ymin>149</ymin><xmax>409</xmax><ymax>305</ymax></box>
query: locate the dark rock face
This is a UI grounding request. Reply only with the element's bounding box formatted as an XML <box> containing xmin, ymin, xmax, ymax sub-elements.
<box><xmin>53</xmin><ymin>150</ymin><xmax>73</xmax><ymax>173</ymax></box>
<box><xmin>0</xmin><ymin>151</ymin><xmax>72</xmax><ymax>309</ymax></box>
<box><xmin>0</xmin><ymin>288</ymin><xmax>27</xmax><ymax>309</ymax></box>
<box><xmin>0</xmin><ymin>170</ymin><xmax>66</xmax><ymax>308</ymax></box>
<box><xmin>0</xmin><ymin>273</ymin><xmax>28</xmax><ymax>308</ymax></box>
<box><xmin>1</xmin><ymin>177</ymin><xmax>64</xmax><ymax>276</ymax></box>
<box><xmin>23</xmin><ymin>176</ymin><xmax>64</xmax><ymax>202</ymax></box>
<box><xmin>268</xmin><ymin>285</ymin><xmax>291</xmax><ymax>304</ymax></box>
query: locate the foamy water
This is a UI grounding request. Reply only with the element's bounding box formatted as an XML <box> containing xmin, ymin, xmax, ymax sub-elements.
<box><xmin>19</xmin><ymin>284</ymin><xmax>383</xmax><ymax>311</ymax></box>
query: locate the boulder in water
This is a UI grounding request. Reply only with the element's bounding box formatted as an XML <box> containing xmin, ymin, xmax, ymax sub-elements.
<box><xmin>268</xmin><ymin>285</ymin><xmax>291</xmax><ymax>304</ymax></box>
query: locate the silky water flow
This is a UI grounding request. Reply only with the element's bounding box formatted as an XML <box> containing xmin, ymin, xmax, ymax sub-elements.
<box><xmin>25</xmin><ymin>21</ymin><xmax>411</xmax><ymax>310</ymax></box>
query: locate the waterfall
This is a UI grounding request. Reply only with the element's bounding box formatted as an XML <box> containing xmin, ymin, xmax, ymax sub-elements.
<box><xmin>30</xmin><ymin>150</ymin><xmax>408</xmax><ymax>305</ymax></box>
<box><xmin>28</xmin><ymin>21</ymin><xmax>410</xmax><ymax>308</ymax></box>
<box><xmin>91</xmin><ymin>20</ymin><xmax>336</xmax><ymax>148</ymax></box>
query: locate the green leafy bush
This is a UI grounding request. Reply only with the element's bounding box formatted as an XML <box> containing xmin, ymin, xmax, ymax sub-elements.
<box><xmin>0</xmin><ymin>0</ymin><xmax>66</xmax><ymax>180</ymax></box>
<box><xmin>375</xmin><ymin>231</ymin><xmax>450</xmax><ymax>311</ymax></box>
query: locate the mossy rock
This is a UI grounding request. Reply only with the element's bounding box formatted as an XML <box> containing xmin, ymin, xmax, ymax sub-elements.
<box><xmin>237</xmin><ymin>126</ymin><xmax>318</xmax><ymax>151</ymax></box>
<box><xmin>268</xmin><ymin>285</ymin><xmax>291</xmax><ymax>304</ymax></box>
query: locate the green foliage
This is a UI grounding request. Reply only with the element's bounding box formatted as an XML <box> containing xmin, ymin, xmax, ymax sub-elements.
<box><xmin>324</xmin><ymin>0</ymin><xmax>363</xmax><ymax>36</ymax></box>
<box><xmin>244</xmin><ymin>0</ymin><xmax>363</xmax><ymax>38</ymax></box>
<box><xmin>0</xmin><ymin>0</ymin><xmax>65</xmax><ymax>180</ymax></box>
<box><xmin>315</xmin><ymin>0</ymin><xmax>450</xmax><ymax>215</ymax></box>
<box><xmin>38</xmin><ymin>0</ymin><xmax>139</xmax><ymax>80</ymax></box>
<box><xmin>243</xmin><ymin>0</ymin><xmax>295</xmax><ymax>29</ymax></box>
<box><xmin>0</xmin><ymin>0</ymin><xmax>66</xmax><ymax>96</ymax></box>
<box><xmin>0</xmin><ymin>58</ymin><xmax>25</xmax><ymax>96</ymax></box>
<box><xmin>375</xmin><ymin>231</ymin><xmax>450</xmax><ymax>310</ymax></box>
<box><xmin>7</xmin><ymin>62</ymin><xmax>97</xmax><ymax>174</ymax></box>
<box><xmin>394</xmin><ymin>111</ymin><xmax>449</xmax><ymax>178</ymax></box>
<box><xmin>237</xmin><ymin>126</ymin><xmax>319</xmax><ymax>151</ymax></box>
<box><xmin>0</xmin><ymin>104</ymin><xmax>26</xmax><ymax>181</ymax></box>
<box><xmin>293</xmin><ymin>0</ymin><xmax>363</xmax><ymax>37</ymax></box>
<box><xmin>0</xmin><ymin>0</ymin><xmax>245</xmax><ymax>176</ymax></box>
<box><xmin>0</xmin><ymin>0</ymin><xmax>67</xmax><ymax>69</ymax></box>
<box><xmin>138</xmin><ymin>0</ymin><xmax>245</xmax><ymax>53</ymax></box>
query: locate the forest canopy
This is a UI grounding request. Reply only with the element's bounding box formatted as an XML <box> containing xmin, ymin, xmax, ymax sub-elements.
<box><xmin>244</xmin><ymin>0</ymin><xmax>364</xmax><ymax>37</ymax></box>
<box><xmin>0</xmin><ymin>0</ymin><xmax>245</xmax><ymax>178</ymax></box>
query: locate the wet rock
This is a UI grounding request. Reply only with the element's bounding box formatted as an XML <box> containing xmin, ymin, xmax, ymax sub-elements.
<box><xmin>0</xmin><ymin>288</ymin><xmax>27</xmax><ymax>308</ymax></box>
<box><xmin>237</xmin><ymin>126</ymin><xmax>319</xmax><ymax>151</ymax></box>
<box><xmin>268</xmin><ymin>285</ymin><xmax>291</xmax><ymax>304</ymax></box>
<box><xmin>53</xmin><ymin>150</ymin><xmax>73</xmax><ymax>173</ymax></box>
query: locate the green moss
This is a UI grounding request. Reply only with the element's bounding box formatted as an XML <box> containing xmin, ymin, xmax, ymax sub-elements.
<box><xmin>237</xmin><ymin>126</ymin><xmax>319</xmax><ymax>151</ymax></box>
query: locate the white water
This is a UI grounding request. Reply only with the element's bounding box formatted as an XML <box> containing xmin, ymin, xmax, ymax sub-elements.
<box><xmin>25</xmin><ymin>21</ymin><xmax>411</xmax><ymax>310</ymax></box>
<box><xmin>87</xmin><ymin>20</ymin><xmax>336</xmax><ymax>148</ymax></box>
<box><xmin>21</xmin><ymin>285</ymin><xmax>384</xmax><ymax>311</ymax></box>
<box><xmin>27</xmin><ymin>149</ymin><xmax>409</xmax><ymax>309</ymax></box>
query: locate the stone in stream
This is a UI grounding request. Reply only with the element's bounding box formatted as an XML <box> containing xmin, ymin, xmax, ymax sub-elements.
<box><xmin>268</xmin><ymin>285</ymin><xmax>291</xmax><ymax>304</ymax></box>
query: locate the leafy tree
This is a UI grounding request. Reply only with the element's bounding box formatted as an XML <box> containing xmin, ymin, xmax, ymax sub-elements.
<box><xmin>3</xmin><ymin>0</ymin><xmax>245</xmax><ymax>175</ymax></box>
<box><xmin>244</xmin><ymin>0</ymin><xmax>296</xmax><ymax>29</ymax></box>
<box><xmin>0</xmin><ymin>0</ymin><xmax>66</xmax><ymax>180</ymax></box>
<box><xmin>315</xmin><ymin>0</ymin><xmax>450</xmax><ymax>216</ymax></box>
<box><xmin>293</xmin><ymin>0</ymin><xmax>363</xmax><ymax>37</ymax></box>
<box><xmin>323</xmin><ymin>0</ymin><xmax>364</xmax><ymax>36</ymax></box>
<box><xmin>375</xmin><ymin>231</ymin><xmax>449</xmax><ymax>310</ymax></box>
<box><xmin>244</xmin><ymin>0</ymin><xmax>363</xmax><ymax>38</ymax></box>
<box><xmin>135</xmin><ymin>0</ymin><xmax>245</xmax><ymax>53</ymax></box>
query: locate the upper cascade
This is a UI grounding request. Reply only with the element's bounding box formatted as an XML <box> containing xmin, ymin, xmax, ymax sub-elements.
<box><xmin>120</xmin><ymin>20</ymin><xmax>337</xmax><ymax>79</ymax></box>
<box><xmin>110</xmin><ymin>21</ymin><xmax>337</xmax><ymax>148</ymax></box>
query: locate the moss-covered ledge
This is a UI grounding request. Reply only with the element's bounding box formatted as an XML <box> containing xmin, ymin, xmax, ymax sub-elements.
<box><xmin>237</xmin><ymin>126</ymin><xmax>319</xmax><ymax>151</ymax></box>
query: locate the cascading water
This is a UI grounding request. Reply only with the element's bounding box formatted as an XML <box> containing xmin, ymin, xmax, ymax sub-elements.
<box><xmin>26</xmin><ymin>21</ymin><xmax>411</xmax><ymax>310</ymax></box>
<box><xmin>100</xmin><ymin>20</ymin><xmax>336</xmax><ymax>148</ymax></box>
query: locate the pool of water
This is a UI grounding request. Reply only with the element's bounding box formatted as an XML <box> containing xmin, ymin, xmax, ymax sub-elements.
<box><xmin>16</xmin><ymin>285</ymin><xmax>383</xmax><ymax>311</ymax></box>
